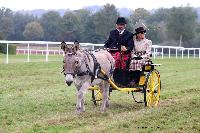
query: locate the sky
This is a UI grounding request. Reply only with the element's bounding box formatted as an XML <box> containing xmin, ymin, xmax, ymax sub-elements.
<box><xmin>0</xmin><ymin>0</ymin><xmax>200</xmax><ymax>11</ymax></box>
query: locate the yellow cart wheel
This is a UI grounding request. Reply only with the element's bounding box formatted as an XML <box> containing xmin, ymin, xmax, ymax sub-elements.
<box><xmin>92</xmin><ymin>90</ymin><xmax>103</xmax><ymax>106</ymax></box>
<box><xmin>144</xmin><ymin>69</ymin><xmax>161</xmax><ymax>107</ymax></box>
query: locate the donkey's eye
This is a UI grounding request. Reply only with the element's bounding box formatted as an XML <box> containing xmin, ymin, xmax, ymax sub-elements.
<box><xmin>63</xmin><ymin>60</ymin><xmax>66</xmax><ymax>63</ymax></box>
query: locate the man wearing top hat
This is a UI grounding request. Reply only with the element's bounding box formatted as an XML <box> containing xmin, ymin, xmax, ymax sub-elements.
<box><xmin>104</xmin><ymin>17</ymin><xmax>133</xmax><ymax>53</ymax></box>
<box><xmin>104</xmin><ymin>17</ymin><xmax>134</xmax><ymax>86</ymax></box>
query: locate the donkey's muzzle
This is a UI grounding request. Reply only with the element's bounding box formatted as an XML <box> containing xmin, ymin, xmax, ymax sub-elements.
<box><xmin>65</xmin><ymin>74</ymin><xmax>74</xmax><ymax>86</ymax></box>
<box><xmin>66</xmin><ymin>81</ymin><xmax>73</xmax><ymax>86</ymax></box>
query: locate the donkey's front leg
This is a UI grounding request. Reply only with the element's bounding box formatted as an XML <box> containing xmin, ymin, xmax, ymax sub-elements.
<box><xmin>99</xmin><ymin>82</ymin><xmax>109</xmax><ymax>112</ymax></box>
<box><xmin>76</xmin><ymin>89</ymin><xmax>83</xmax><ymax>114</ymax></box>
<box><xmin>76</xmin><ymin>82</ymin><xmax>89</xmax><ymax>114</ymax></box>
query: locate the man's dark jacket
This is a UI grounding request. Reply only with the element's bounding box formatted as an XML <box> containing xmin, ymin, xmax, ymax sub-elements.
<box><xmin>104</xmin><ymin>29</ymin><xmax>134</xmax><ymax>53</ymax></box>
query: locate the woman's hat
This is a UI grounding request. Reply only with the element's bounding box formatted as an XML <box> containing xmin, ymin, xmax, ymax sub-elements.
<box><xmin>116</xmin><ymin>17</ymin><xmax>127</xmax><ymax>24</ymax></box>
<box><xmin>133</xmin><ymin>27</ymin><xmax>146</xmax><ymax>35</ymax></box>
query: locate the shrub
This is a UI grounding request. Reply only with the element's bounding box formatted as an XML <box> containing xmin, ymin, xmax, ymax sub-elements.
<box><xmin>0</xmin><ymin>44</ymin><xmax>16</xmax><ymax>55</ymax></box>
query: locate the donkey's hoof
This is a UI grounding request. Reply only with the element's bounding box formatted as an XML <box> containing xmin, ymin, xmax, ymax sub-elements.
<box><xmin>76</xmin><ymin>110</ymin><xmax>83</xmax><ymax>115</ymax></box>
<box><xmin>100</xmin><ymin>109</ymin><xmax>106</xmax><ymax>113</ymax></box>
<box><xmin>76</xmin><ymin>108</ymin><xmax>84</xmax><ymax>115</ymax></box>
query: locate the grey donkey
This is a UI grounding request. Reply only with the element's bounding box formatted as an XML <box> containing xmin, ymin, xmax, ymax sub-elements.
<box><xmin>61</xmin><ymin>41</ymin><xmax>115</xmax><ymax>114</ymax></box>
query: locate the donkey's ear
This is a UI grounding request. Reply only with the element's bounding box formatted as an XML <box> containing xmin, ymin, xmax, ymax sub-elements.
<box><xmin>61</xmin><ymin>41</ymin><xmax>66</xmax><ymax>51</ymax></box>
<box><xmin>72</xmin><ymin>44</ymin><xmax>77</xmax><ymax>54</ymax></box>
<box><xmin>74</xmin><ymin>43</ymin><xmax>80</xmax><ymax>51</ymax></box>
<box><xmin>74</xmin><ymin>40</ymin><xmax>80</xmax><ymax>51</ymax></box>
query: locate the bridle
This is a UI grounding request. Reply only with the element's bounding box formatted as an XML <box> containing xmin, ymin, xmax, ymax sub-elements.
<box><xmin>62</xmin><ymin>52</ymin><xmax>77</xmax><ymax>77</ymax></box>
<box><xmin>62</xmin><ymin>50</ymin><xmax>93</xmax><ymax>78</ymax></box>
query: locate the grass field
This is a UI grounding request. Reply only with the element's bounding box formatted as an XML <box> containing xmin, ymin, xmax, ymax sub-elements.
<box><xmin>0</xmin><ymin>57</ymin><xmax>200</xmax><ymax>133</ymax></box>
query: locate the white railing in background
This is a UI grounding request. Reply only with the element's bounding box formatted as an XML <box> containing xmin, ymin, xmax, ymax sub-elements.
<box><xmin>0</xmin><ymin>40</ymin><xmax>200</xmax><ymax>64</ymax></box>
<box><xmin>0</xmin><ymin>40</ymin><xmax>96</xmax><ymax>64</ymax></box>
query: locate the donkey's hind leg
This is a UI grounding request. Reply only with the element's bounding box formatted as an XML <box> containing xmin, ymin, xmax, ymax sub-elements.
<box><xmin>99</xmin><ymin>81</ymin><xmax>109</xmax><ymax>112</ymax></box>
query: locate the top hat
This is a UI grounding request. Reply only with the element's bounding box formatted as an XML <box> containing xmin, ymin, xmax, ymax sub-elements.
<box><xmin>116</xmin><ymin>17</ymin><xmax>127</xmax><ymax>24</ymax></box>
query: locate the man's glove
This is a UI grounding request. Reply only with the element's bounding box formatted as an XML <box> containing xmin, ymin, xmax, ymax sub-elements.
<box><xmin>121</xmin><ymin>46</ymin><xmax>127</xmax><ymax>52</ymax></box>
<box><xmin>133</xmin><ymin>56</ymin><xmax>143</xmax><ymax>60</ymax></box>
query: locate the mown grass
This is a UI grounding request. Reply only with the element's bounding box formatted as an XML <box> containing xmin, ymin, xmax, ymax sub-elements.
<box><xmin>0</xmin><ymin>58</ymin><xmax>200</xmax><ymax>133</ymax></box>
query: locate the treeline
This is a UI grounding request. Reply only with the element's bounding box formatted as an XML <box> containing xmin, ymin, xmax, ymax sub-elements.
<box><xmin>0</xmin><ymin>4</ymin><xmax>200</xmax><ymax>47</ymax></box>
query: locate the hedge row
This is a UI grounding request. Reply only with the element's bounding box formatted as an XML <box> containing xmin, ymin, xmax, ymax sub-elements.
<box><xmin>0</xmin><ymin>44</ymin><xmax>16</xmax><ymax>55</ymax></box>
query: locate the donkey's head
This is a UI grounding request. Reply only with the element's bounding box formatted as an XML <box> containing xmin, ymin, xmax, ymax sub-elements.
<box><xmin>61</xmin><ymin>41</ymin><xmax>80</xmax><ymax>86</ymax></box>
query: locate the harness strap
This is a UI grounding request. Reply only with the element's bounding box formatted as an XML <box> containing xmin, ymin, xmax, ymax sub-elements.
<box><xmin>75</xmin><ymin>50</ymin><xmax>108</xmax><ymax>82</ymax></box>
<box><xmin>85</xmin><ymin>50</ymin><xmax>101</xmax><ymax>82</ymax></box>
<box><xmin>88</xmin><ymin>52</ymin><xmax>101</xmax><ymax>76</ymax></box>
<box><xmin>76</xmin><ymin>71</ymin><xmax>90</xmax><ymax>76</ymax></box>
<box><xmin>79</xmin><ymin>51</ymin><xmax>94</xmax><ymax>77</ymax></box>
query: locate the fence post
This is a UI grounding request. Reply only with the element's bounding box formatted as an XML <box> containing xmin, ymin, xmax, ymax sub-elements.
<box><xmin>199</xmin><ymin>49</ymin><xmax>200</xmax><ymax>59</ymax></box>
<box><xmin>194</xmin><ymin>49</ymin><xmax>195</xmax><ymax>58</ymax></box>
<box><xmin>27</xmin><ymin>43</ymin><xmax>30</xmax><ymax>62</ymax></box>
<box><xmin>169</xmin><ymin>48</ymin><xmax>170</xmax><ymax>58</ymax></box>
<box><xmin>176</xmin><ymin>49</ymin><xmax>177</xmax><ymax>59</ymax></box>
<box><xmin>46</xmin><ymin>43</ymin><xmax>49</xmax><ymax>62</ymax></box>
<box><xmin>182</xmin><ymin>49</ymin><xmax>184</xmax><ymax>59</ymax></box>
<box><xmin>6</xmin><ymin>43</ymin><xmax>9</xmax><ymax>64</ymax></box>
<box><xmin>188</xmin><ymin>49</ymin><xmax>189</xmax><ymax>59</ymax></box>
<box><xmin>162</xmin><ymin>48</ymin><xmax>163</xmax><ymax>59</ymax></box>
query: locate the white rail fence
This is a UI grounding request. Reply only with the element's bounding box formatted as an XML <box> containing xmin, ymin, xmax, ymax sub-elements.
<box><xmin>0</xmin><ymin>40</ymin><xmax>200</xmax><ymax>64</ymax></box>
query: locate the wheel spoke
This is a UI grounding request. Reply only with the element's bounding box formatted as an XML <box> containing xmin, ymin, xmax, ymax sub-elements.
<box><xmin>92</xmin><ymin>90</ymin><xmax>103</xmax><ymax>106</ymax></box>
<box><xmin>145</xmin><ymin>70</ymin><xmax>161</xmax><ymax>107</ymax></box>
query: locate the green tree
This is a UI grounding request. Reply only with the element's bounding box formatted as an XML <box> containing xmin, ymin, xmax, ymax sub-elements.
<box><xmin>166</xmin><ymin>6</ymin><xmax>198</xmax><ymax>42</ymax></box>
<box><xmin>40</xmin><ymin>11</ymin><xmax>62</xmax><ymax>41</ymax></box>
<box><xmin>129</xmin><ymin>8</ymin><xmax>150</xmax><ymax>34</ymax></box>
<box><xmin>74</xmin><ymin>9</ymin><xmax>91</xmax><ymax>24</ymax></box>
<box><xmin>0</xmin><ymin>7</ymin><xmax>13</xmax><ymax>18</ymax></box>
<box><xmin>74</xmin><ymin>9</ymin><xmax>92</xmax><ymax>42</ymax></box>
<box><xmin>0</xmin><ymin>33</ymin><xmax>3</xmax><ymax>39</ymax></box>
<box><xmin>146</xmin><ymin>8</ymin><xmax>169</xmax><ymax>24</ymax></box>
<box><xmin>61</xmin><ymin>11</ymin><xmax>83</xmax><ymax>41</ymax></box>
<box><xmin>23</xmin><ymin>21</ymin><xmax>44</xmax><ymax>40</ymax></box>
<box><xmin>186</xmin><ymin>35</ymin><xmax>200</xmax><ymax>47</ymax></box>
<box><xmin>129</xmin><ymin>8</ymin><xmax>150</xmax><ymax>27</ymax></box>
<box><xmin>0</xmin><ymin>17</ymin><xmax>14</xmax><ymax>39</ymax></box>
<box><xmin>11</xmin><ymin>12</ymin><xmax>35</xmax><ymax>40</ymax></box>
<box><xmin>146</xmin><ymin>24</ymin><xmax>161</xmax><ymax>43</ymax></box>
<box><xmin>0</xmin><ymin>7</ymin><xmax>14</xmax><ymax>39</ymax></box>
<box><xmin>92</xmin><ymin>4</ymin><xmax>119</xmax><ymax>43</ymax></box>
